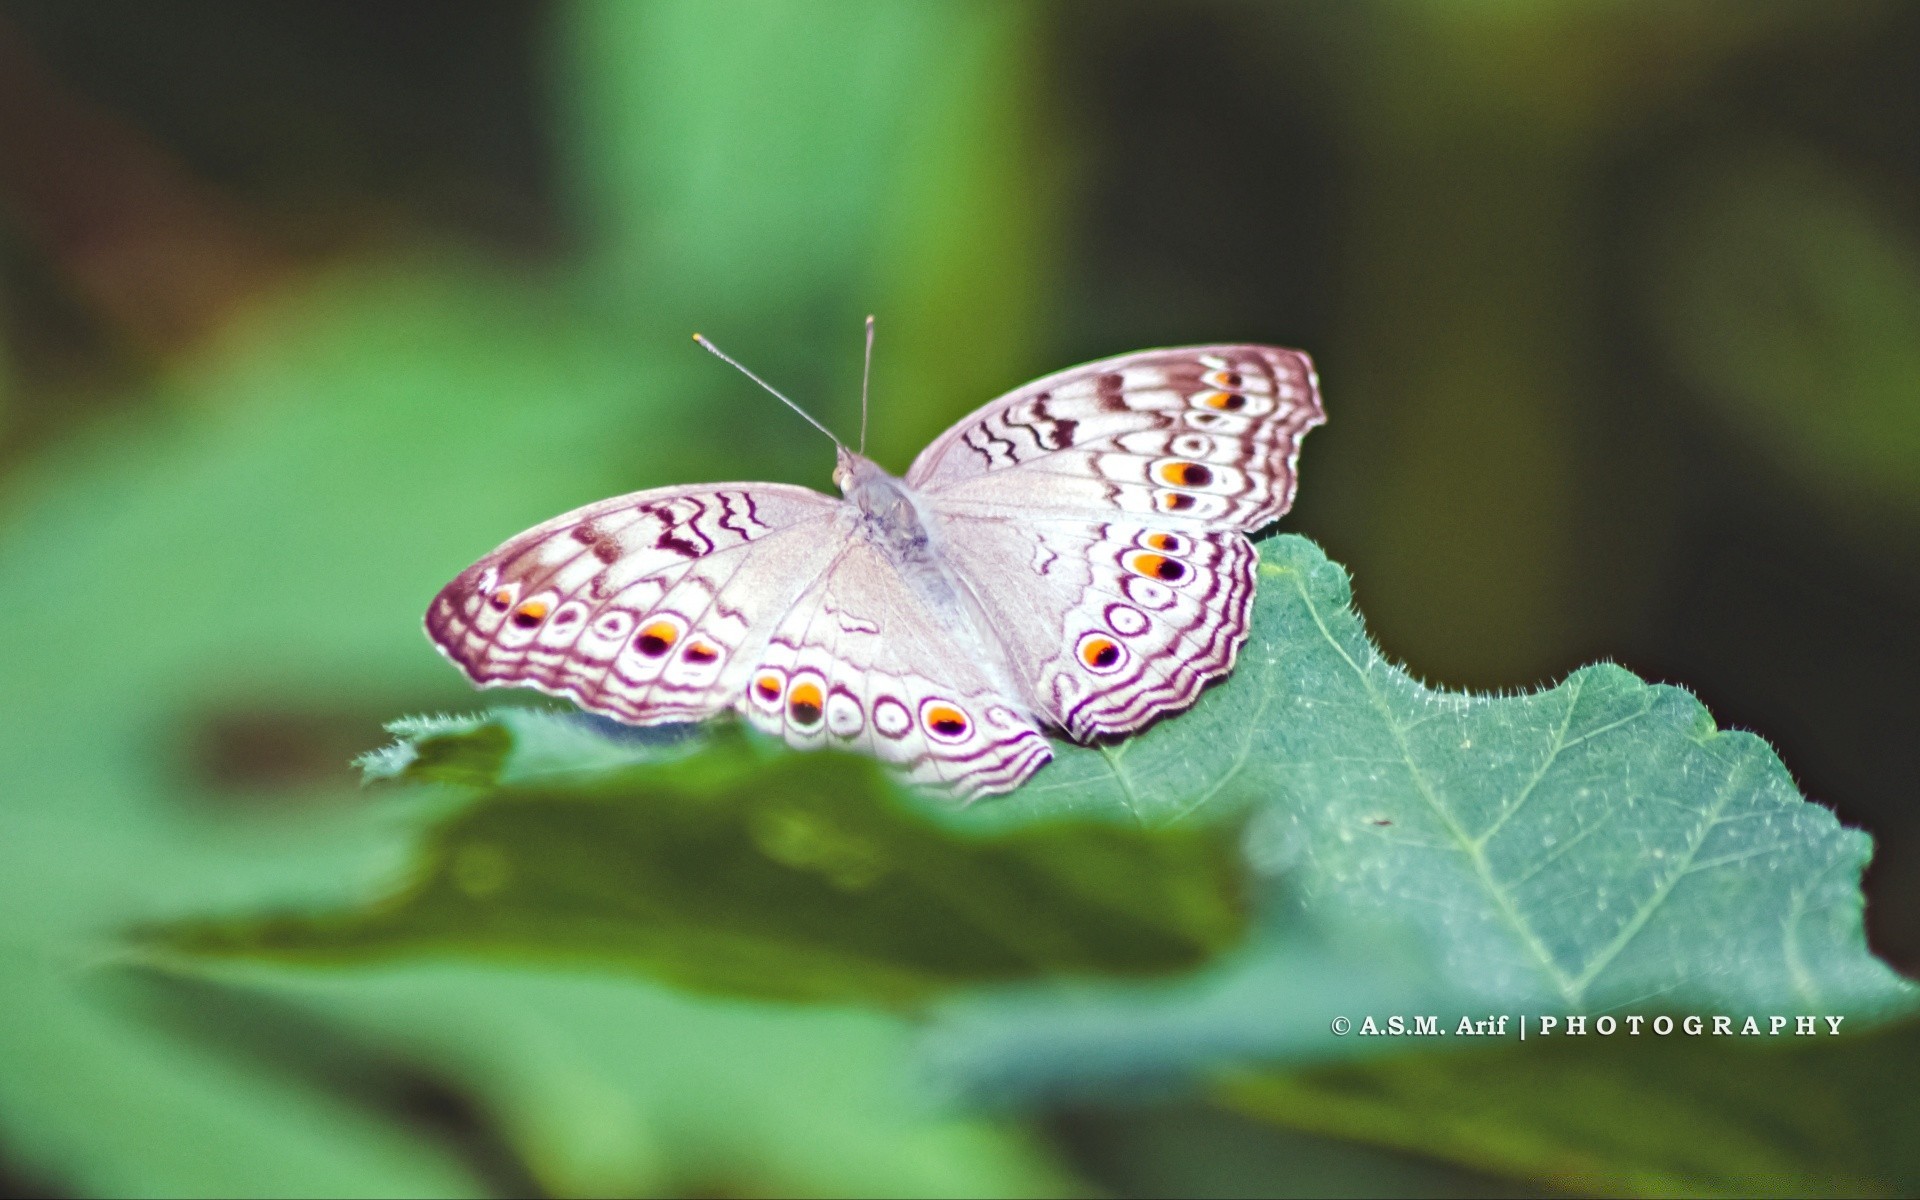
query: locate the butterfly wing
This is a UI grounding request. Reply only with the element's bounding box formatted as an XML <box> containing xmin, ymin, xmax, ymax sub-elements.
<box><xmin>907</xmin><ymin>344</ymin><xmax>1322</xmax><ymax>529</ymax></box>
<box><xmin>929</xmin><ymin>513</ymin><xmax>1256</xmax><ymax>742</ymax></box>
<box><xmin>427</xmin><ymin>483</ymin><xmax>845</xmax><ymax>724</ymax></box>
<box><xmin>909</xmin><ymin>345</ymin><xmax>1321</xmax><ymax>739</ymax></box>
<box><xmin>736</xmin><ymin>535</ymin><xmax>1051</xmax><ymax>798</ymax></box>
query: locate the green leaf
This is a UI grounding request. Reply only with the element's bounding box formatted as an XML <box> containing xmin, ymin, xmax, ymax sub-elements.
<box><xmin>989</xmin><ymin>535</ymin><xmax>1910</xmax><ymax>1014</ymax></box>
<box><xmin>169</xmin><ymin>726</ymin><xmax>1249</xmax><ymax>1007</ymax></box>
<box><xmin>1217</xmin><ymin>1016</ymin><xmax>1920</xmax><ymax>1198</ymax></box>
<box><xmin>924</xmin><ymin>535</ymin><xmax>1912</xmax><ymax>1104</ymax></box>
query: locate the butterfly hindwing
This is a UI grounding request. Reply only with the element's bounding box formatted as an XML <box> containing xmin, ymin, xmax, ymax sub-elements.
<box><xmin>931</xmin><ymin>512</ymin><xmax>1258</xmax><ymax>741</ymax></box>
<box><xmin>736</xmin><ymin>537</ymin><xmax>1052</xmax><ymax>798</ymax></box>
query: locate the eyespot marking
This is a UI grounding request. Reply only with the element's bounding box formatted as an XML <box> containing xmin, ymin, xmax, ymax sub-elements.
<box><xmin>788</xmin><ymin>680</ymin><xmax>824</xmax><ymax>726</ymax></box>
<box><xmin>1126</xmin><ymin>551</ymin><xmax>1189</xmax><ymax>583</ymax></box>
<box><xmin>489</xmin><ymin>588</ymin><xmax>513</xmax><ymax>611</ymax></box>
<box><xmin>1197</xmin><ymin>390</ymin><xmax>1246</xmax><ymax>411</ymax></box>
<box><xmin>753</xmin><ymin>671</ymin><xmax>784</xmax><ymax>704</ymax></box>
<box><xmin>873</xmin><ymin>697</ymin><xmax>912</xmax><ymax>738</ymax></box>
<box><xmin>595</xmin><ymin>610</ymin><xmax>635</xmax><ymax>640</ymax></box>
<box><xmin>1078</xmin><ymin>634</ymin><xmax>1125</xmax><ymax>673</ymax></box>
<box><xmin>1141</xmin><ymin>531</ymin><xmax>1190</xmax><ymax>554</ymax></box>
<box><xmin>1123</xmin><ymin>574</ymin><xmax>1176</xmax><ymax>609</ymax></box>
<box><xmin>511</xmin><ymin>600</ymin><xmax>549</xmax><ymax>628</ymax></box>
<box><xmin>826</xmin><ymin>690</ymin><xmax>864</xmax><ymax>737</ymax></box>
<box><xmin>1156</xmin><ymin>490</ymin><xmax>1197</xmax><ymax>512</ymax></box>
<box><xmin>683</xmin><ymin>640</ymin><xmax>720</xmax><ymax>664</ymax></box>
<box><xmin>636</xmin><ymin>620</ymin><xmax>680</xmax><ymax>656</ymax></box>
<box><xmin>1156</xmin><ymin>461</ymin><xmax>1213</xmax><ymax>488</ymax></box>
<box><xmin>922</xmin><ymin>701</ymin><xmax>971</xmax><ymax>741</ymax></box>
<box><xmin>1105</xmin><ymin>603</ymin><xmax>1150</xmax><ymax>636</ymax></box>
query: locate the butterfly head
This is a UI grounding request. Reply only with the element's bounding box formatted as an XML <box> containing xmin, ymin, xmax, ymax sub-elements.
<box><xmin>833</xmin><ymin>445</ymin><xmax>887</xmax><ymax>497</ymax></box>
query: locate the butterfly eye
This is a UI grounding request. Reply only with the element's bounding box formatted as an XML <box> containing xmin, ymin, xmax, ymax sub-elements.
<box><xmin>788</xmin><ymin>681</ymin><xmax>824</xmax><ymax>726</ymax></box>
<box><xmin>1155</xmin><ymin>461</ymin><xmax>1214</xmax><ymax>489</ymax></box>
<box><xmin>1125</xmin><ymin>551</ymin><xmax>1189</xmax><ymax>584</ymax></box>
<box><xmin>635</xmin><ymin>621</ymin><xmax>681</xmax><ymax>656</ymax></box>
<box><xmin>922</xmin><ymin>702</ymin><xmax>972</xmax><ymax>741</ymax></box>
<box><xmin>1077</xmin><ymin>634</ymin><xmax>1126</xmax><ymax>673</ymax></box>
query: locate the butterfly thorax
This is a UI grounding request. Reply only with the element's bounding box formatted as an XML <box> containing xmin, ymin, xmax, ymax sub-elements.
<box><xmin>834</xmin><ymin>449</ymin><xmax>936</xmax><ymax>568</ymax></box>
<box><xmin>833</xmin><ymin>446</ymin><xmax>1034</xmax><ymax>715</ymax></box>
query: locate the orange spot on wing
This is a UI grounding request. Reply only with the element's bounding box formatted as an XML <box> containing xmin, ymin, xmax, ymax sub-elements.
<box><xmin>1156</xmin><ymin>461</ymin><xmax>1213</xmax><ymax>488</ymax></box>
<box><xmin>788</xmin><ymin>681</ymin><xmax>824</xmax><ymax>725</ymax></box>
<box><xmin>1126</xmin><ymin>551</ymin><xmax>1189</xmax><ymax>583</ymax></box>
<box><xmin>636</xmin><ymin>621</ymin><xmax>680</xmax><ymax>655</ymax></box>
<box><xmin>925</xmin><ymin>705</ymin><xmax>969</xmax><ymax>737</ymax></box>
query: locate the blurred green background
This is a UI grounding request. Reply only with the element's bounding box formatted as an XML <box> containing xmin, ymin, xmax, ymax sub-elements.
<box><xmin>1</xmin><ymin>1</ymin><xmax>1916</xmax><ymax>1195</ymax></box>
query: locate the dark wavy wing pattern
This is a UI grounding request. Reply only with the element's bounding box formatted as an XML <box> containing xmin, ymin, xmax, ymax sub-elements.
<box><xmin>426</xmin><ymin>483</ymin><xmax>843</xmax><ymax>724</ymax></box>
<box><xmin>907</xmin><ymin>345</ymin><xmax>1323</xmax><ymax>533</ymax></box>
<box><xmin>931</xmin><ymin>511</ymin><xmax>1258</xmax><ymax>742</ymax></box>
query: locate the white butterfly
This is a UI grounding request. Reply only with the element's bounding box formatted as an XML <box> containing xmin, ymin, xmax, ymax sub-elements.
<box><xmin>427</xmin><ymin>335</ymin><xmax>1324</xmax><ymax>798</ymax></box>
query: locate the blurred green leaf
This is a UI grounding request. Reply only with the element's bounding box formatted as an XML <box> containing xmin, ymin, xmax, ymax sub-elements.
<box><xmin>1649</xmin><ymin>146</ymin><xmax>1920</xmax><ymax>527</ymax></box>
<box><xmin>144</xmin><ymin>960</ymin><xmax>1077</xmax><ymax>1199</ymax></box>
<box><xmin>0</xmin><ymin>266</ymin><xmax>643</xmax><ymax>1197</ymax></box>
<box><xmin>169</xmin><ymin>725</ymin><xmax>1247</xmax><ymax>1007</ymax></box>
<box><xmin>564</xmin><ymin>0</ymin><xmax>1059</xmax><ymax>476</ymax></box>
<box><xmin>1218</xmin><ymin>1016</ymin><xmax>1920</xmax><ymax>1198</ymax></box>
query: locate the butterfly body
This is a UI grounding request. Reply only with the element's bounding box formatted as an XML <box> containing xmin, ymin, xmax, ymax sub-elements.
<box><xmin>428</xmin><ymin>345</ymin><xmax>1323</xmax><ymax>798</ymax></box>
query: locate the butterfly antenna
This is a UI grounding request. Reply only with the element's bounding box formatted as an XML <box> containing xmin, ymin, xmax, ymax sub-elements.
<box><xmin>692</xmin><ymin>333</ymin><xmax>843</xmax><ymax>448</ymax></box>
<box><xmin>859</xmin><ymin>314</ymin><xmax>875</xmax><ymax>455</ymax></box>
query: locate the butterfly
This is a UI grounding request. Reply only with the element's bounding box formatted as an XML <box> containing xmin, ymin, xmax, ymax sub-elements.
<box><xmin>427</xmin><ymin>336</ymin><xmax>1324</xmax><ymax>799</ymax></box>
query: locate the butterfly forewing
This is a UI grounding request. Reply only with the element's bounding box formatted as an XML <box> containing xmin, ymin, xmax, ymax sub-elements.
<box><xmin>427</xmin><ymin>483</ymin><xmax>842</xmax><ymax>722</ymax></box>
<box><xmin>907</xmin><ymin>345</ymin><xmax>1322</xmax><ymax>531</ymax></box>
